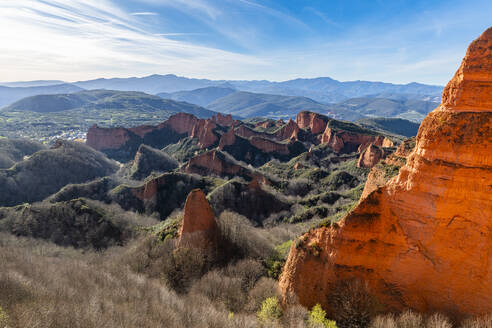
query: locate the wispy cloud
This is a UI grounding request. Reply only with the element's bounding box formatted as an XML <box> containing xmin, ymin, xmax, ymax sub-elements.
<box><xmin>136</xmin><ymin>0</ymin><xmax>221</xmax><ymax>20</ymax></box>
<box><xmin>303</xmin><ymin>7</ymin><xmax>340</xmax><ymax>28</ymax></box>
<box><xmin>130</xmin><ymin>12</ymin><xmax>159</xmax><ymax>16</ymax></box>
<box><xmin>0</xmin><ymin>0</ymin><xmax>489</xmax><ymax>84</ymax></box>
<box><xmin>0</xmin><ymin>0</ymin><xmax>266</xmax><ymax>82</ymax></box>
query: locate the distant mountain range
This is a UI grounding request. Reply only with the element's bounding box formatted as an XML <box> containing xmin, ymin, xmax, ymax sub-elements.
<box><xmin>0</xmin><ymin>74</ymin><xmax>443</xmax><ymax>109</ymax></box>
<box><xmin>72</xmin><ymin>74</ymin><xmax>443</xmax><ymax>104</ymax></box>
<box><xmin>0</xmin><ymin>80</ymin><xmax>66</xmax><ymax>87</ymax></box>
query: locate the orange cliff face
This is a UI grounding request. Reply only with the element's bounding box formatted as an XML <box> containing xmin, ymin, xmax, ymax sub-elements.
<box><xmin>279</xmin><ymin>27</ymin><xmax>492</xmax><ymax>317</ymax></box>
<box><xmin>296</xmin><ymin>111</ymin><xmax>328</xmax><ymax>134</ymax></box>
<box><xmin>360</xmin><ymin>138</ymin><xmax>414</xmax><ymax>199</ymax></box>
<box><xmin>249</xmin><ymin>136</ymin><xmax>290</xmax><ymax>155</ymax></box>
<box><xmin>356</xmin><ymin>144</ymin><xmax>385</xmax><ymax>168</ymax></box>
<box><xmin>178</xmin><ymin>189</ymin><xmax>219</xmax><ymax>248</ymax></box>
<box><xmin>275</xmin><ymin>119</ymin><xmax>300</xmax><ymax>141</ymax></box>
<box><xmin>160</xmin><ymin>112</ymin><xmax>198</xmax><ymax>135</ymax></box>
<box><xmin>212</xmin><ymin>113</ymin><xmax>235</xmax><ymax>127</ymax></box>
<box><xmin>322</xmin><ymin>128</ymin><xmax>392</xmax><ymax>153</ymax></box>
<box><xmin>191</xmin><ymin>119</ymin><xmax>218</xmax><ymax>148</ymax></box>
<box><xmin>183</xmin><ymin>150</ymin><xmax>268</xmax><ymax>184</ymax></box>
<box><xmin>86</xmin><ymin>125</ymin><xmax>132</xmax><ymax>150</ymax></box>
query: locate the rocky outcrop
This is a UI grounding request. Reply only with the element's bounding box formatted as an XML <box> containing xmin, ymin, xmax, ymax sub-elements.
<box><xmin>356</xmin><ymin>144</ymin><xmax>385</xmax><ymax>168</ymax></box>
<box><xmin>360</xmin><ymin>138</ymin><xmax>414</xmax><ymax>199</ymax></box>
<box><xmin>86</xmin><ymin>125</ymin><xmax>134</xmax><ymax>150</ymax></box>
<box><xmin>112</xmin><ymin>172</ymin><xmax>213</xmax><ymax>219</ymax></box>
<box><xmin>235</xmin><ymin>125</ymin><xmax>270</xmax><ymax>140</ymax></box>
<box><xmin>218</xmin><ymin>128</ymin><xmax>236</xmax><ymax>150</ymax></box>
<box><xmin>191</xmin><ymin>119</ymin><xmax>218</xmax><ymax>148</ymax></box>
<box><xmin>178</xmin><ymin>189</ymin><xmax>219</xmax><ymax>248</ymax></box>
<box><xmin>441</xmin><ymin>27</ymin><xmax>492</xmax><ymax>111</ymax></box>
<box><xmin>321</xmin><ymin>126</ymin><xmax>389</xmax><ymax>153</ymax></box>
<box><xmin>183</xmin><ymin>150</ymin><xmax>268</xmax><ymax>183</ymax></box>
<box><xmin>296</xmin><ymin>111</ymin><xmax>329</xmax><ymax>134</ymax></box>
<box><xmin>280</xmin><ymin>27</ymin><xmax>492</xmax><ymax>317</ymax></box>
<box><xmin>161</xmin><ymin>112</ymin><xmax>198</xmax><ymax>135</ymax></box>
<box><xmin>296</xmin><ymin>111</ymin><xmax>328</xmax><ymax>134</ymax></box>
<box><xmin>256</xmin><ymin>120</ymin><xmax>275</xmax><ymax>129</ymax></box>
<box><xmin>86</xmin><ymin>113</ymin><xmax>200</xmax><ymax>152</ymax></box>
<box><xmin>249</xmin><ymin>136</ymin><xmax>290</xmax><ymax>155</ymax></box>
<box><xmin>275</xmin><ymin>119</ymin><xmax>300</xmax><ymax>141</ymax></box>
<box><xmin>212</xmin><ymin>113</ymin><xmax>234</xmax><ymax>126</ymax></box>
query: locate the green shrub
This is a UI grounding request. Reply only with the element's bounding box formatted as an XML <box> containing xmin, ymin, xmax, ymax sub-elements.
<box><xmin>308</xmin><ymin>304</ymin><xmax>337</xmax><ymax>328</ymax></box>
<box><xmin>257</xmin><ymin>297</ymin><xmax>283</xmax><ymax>324</ymax></box>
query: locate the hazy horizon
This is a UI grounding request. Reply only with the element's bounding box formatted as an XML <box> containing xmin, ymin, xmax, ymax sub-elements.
<box><xmin>0</xmin><ymin>73</ymin><xmax>445</xmax><ymax>87</ymax></box>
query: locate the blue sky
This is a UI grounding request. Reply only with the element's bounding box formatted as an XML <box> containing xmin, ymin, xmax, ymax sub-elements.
<box><xmin>0</xmin><ymin>0</ymin><xmax>491</xmax><ymax>84</ymax></box>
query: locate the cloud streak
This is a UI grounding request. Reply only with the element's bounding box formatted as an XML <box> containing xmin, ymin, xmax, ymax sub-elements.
<box><xmin>130</xmin><ymin>12</ymin><xmax>159</xmax><ymax>16</ymax></box>
<box><xmin>0</xmin><ymin>0</ymin><xmax>266</xmax><ymax>82</ymax></box>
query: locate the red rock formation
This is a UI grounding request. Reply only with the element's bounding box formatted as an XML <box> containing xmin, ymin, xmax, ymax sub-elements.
<box><xmin>218</xmin><ymin>128</ymin><xmax>236</xmax><ymax>150</ymax></box>
<box><xmin>280</xmin><ymin>27</ymin><xmax>492</xmax><ymax>317</ymax></box>
<box><xmin>293</xmin><ymin>162</ymin><xmax>304</xmax><ymax>170</ymax></box>
<box><xmin>356</xmin><ymin>144</ymin><xmax>385</xmax><ymax>168</ymax></box>
<box><xmin>178</xmin><ymin>189</ymin><xmax>218</xmax><ymax>248</ymax></box>
<box><xmin>191</xmin><ymin>119</ymin><xmax>218</xmax><ymax>148</ymax></box>
<box><xmin>441</xmin><ymin>27</ymin><xmax>492</xmax><ymax>111</ymax></box>
<box><xmin>381</xmin><ymin>137</ymin><xmax>394</xmax><ymax>148</ymax></box>
<box><xmin>276</xmin><ymin>119</ymin><xmax>300</xmax><ymax>141</ymax></box>
<box><xmin>322</xmin><ymin>127</ymin><xmax>388</xmax><ymax>153</ymax></box>
<box><xmin>86</xmin><ymin>125</ymin><xmax>132</xmax><ymax>150</ymax></box>
<box><xmin>87</xmin><ymin>113</ymin><xmax>200</xmax><ymax>151</ymax></box>
<box><xmin>160</xmin><ymin>112</ymin><xmax>198</xmax><ymax>135</ymax></box>
<box><xmin>296</xmin><ymin>111</ymin><xmax>328</xmax><ymax>134</ymax></box>
<box><xmin>360</xmin><ymin>138</ymin><xmax>414</xmax><ymax>199</ymax></box>
<box><xmin>248</xmin><ymin>177</ymin><xmax>262</xmax><ymax>190</ymax></box>
<box><xmin>256</xmin><ymin>120</ymin><xmax>275</xmax><ymax>129</ymax></box>
<box><xmin>183</xmin><ymin>150</ymin><xmax>268</xmax><ymax>184</ymax></box>
<box><xmin>212</xmin><ymin>113</ymin><xmax>234</xmax><ymax>126</ymax></box>
<box><xmin>250</xmin><ymin>136</ymin><xmax>290</xmax><ymax>155</ymax></box>
<box><xmin>235</xmin><ymin>125</ymin><xmax>270</xmax><ymax>139</ymax></box>
<box><xmin>129</xmin><ymin>125</ymin><xmax>157</xmax><ymax>138</ymax></box>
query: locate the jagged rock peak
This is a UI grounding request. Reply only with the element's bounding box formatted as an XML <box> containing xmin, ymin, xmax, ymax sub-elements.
<box><xmin>178</xmin><ymin>189</ymin><xmax>218</xmax><ymax>248</ymax></box>
<box><xmin>441</xmin><ymin>26</ymin><xmax>492</xmax><ymax>112</ymax></box>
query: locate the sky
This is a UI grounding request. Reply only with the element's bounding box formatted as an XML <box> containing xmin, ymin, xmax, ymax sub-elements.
<box><xmin>0</xmin><ymin>0</ymin><xmax>491</xmax><ymax>85</ymax></box>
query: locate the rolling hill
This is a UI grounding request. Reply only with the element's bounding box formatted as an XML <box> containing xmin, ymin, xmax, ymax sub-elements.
<box><xmin>0</xmin><ymin>83</ymin><xmax>83</xmax><ymax>108</ymax></box>
<box><xmin>206</xmin><ymin>91</ymin><xmax>364</xmax><ymax>121</ymax></box>
<box><xmin>4</xmin><ymin>89</ymin><xmax>217</xmax><ymax>118</ymax></box>
<box><xmin>157</xmin><ymin>86</ymin><xmax>236</xmax><ymax>107</ymax></box>
<box><xmin>355</xmin><ymin>117</ymin><xmax>421</xmax><ymax>137</ymax></box>
<box><xmin>333</xmin><ymin>96</ymin><xmax>439</xmax><ymax>122</ymax></box>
